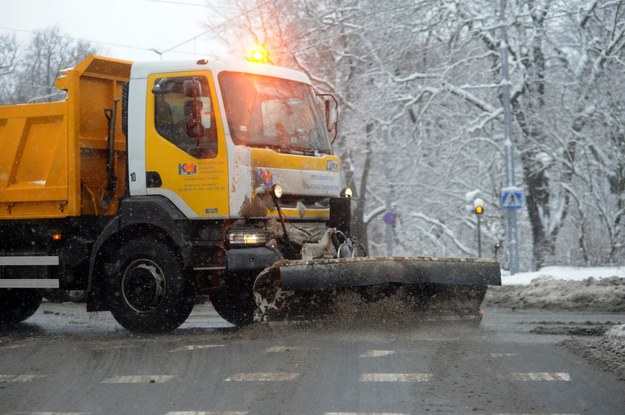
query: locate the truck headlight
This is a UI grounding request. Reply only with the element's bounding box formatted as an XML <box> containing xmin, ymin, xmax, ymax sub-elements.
<box><xmin>271</xmin><ymin>184</ymin><xmax>283</xmax><ymax>199</ymax></box>
<box><xmin>228</xmin><ymin>230</ymin><xmax>269</xmax><ymax>246</ymax></box>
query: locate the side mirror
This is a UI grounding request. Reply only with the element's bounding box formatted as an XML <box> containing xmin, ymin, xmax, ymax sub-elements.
<box><xmin>317</xmin><ymin>94</ymin><xmax>338</xmax><ymax>143</ymax></box>
<box><xmin>183</xmin><ymin>79</ymin><xmax>202</xmax><ymax>97</ymax></box>
<box><xmin>184</xmin><ymin>100</ymin><xmax>204</xmax><ymax>138</ymax></box>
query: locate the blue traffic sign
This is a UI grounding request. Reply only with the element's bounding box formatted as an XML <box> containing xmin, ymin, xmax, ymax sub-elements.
<box><xmin>383</xmin><ymin>211</ymin><xmax>397</xmax><ymax>225</ymax></box>
<box><xmin>501</xmin><ymin>187</ymin><xmax>523</xmax><ymax>209</ymax></box>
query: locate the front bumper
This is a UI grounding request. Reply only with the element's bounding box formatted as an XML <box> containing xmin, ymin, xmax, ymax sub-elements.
<box><xmin>226</xmin><ymin>247</ymin><xmax>280</xmax><ymax>273</ymax></box>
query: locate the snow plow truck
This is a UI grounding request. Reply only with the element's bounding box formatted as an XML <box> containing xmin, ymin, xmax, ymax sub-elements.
<box><xmin>0</xmin><ymin>55</ymin><xmax>501</xmax><ymax>332</ymax></box>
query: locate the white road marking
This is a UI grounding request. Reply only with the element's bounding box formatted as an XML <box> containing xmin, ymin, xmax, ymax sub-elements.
<box><xmin>100</xmin><ymin>375</ymin><xmax>176</xmax><ymax>383</ymax></box>
<box><xmin>498</xmin><ymin>372</ymin><xmax>571</xmax><ymax>381</ymax></box>
<box><xmin>325</xmin><ymin>412</ymin><xmax>410</xmax><ymax>415</ymax></box>
<box><xmin>0</xmin><ymin>344</ymin><xmax>29</xmax><ymax>350</ymax></box>
<box><xmin>90</xmin><ymin>344</ymin><xmax>140</xmax><ymax>351</ymax></box>
<box><xmin>0</xmin><ymin>374</ymin><xmax>47</xmax><ymax>383</ymax></box>
<box><xmin>490</xmin><ymin>353</ymin><xmax>519</xmax><ymax>357</ymax></box>
<box><xmin>165</xmin><ymin>412</ymin><xmax>248</xmax><ymax>415</ymax></box>
<box><xmin>264</xmin><ymin>346</ymin><xmax>318</xmax><ymax>353</ymax></box>
<box><xmin>494</xmin><ymin>413</ymin><xmax>580</xmax><ymax>415</ymax></box>
<box><xmin>29</xmin><ymin>412</ymin><xmax>91</xmax><ymax>415</ymax></box>
<box><xmin>359</xmin><ymin>350</ymin><xmax>396</xmax><ymax>358</ymax></box>
<box><xmin>224</xmin><ymin>372</ymin><xmax>299</xmax><ymax>381</ymax></box>
<box><xmin>169</xmin><ymin>344</ymin><xmax>225</xmax><ymax>352</ymax></box>
<box><xmin>359</xmin><ymin>373</ymin><xmax>432</xmax><ymax>382</ymax></box>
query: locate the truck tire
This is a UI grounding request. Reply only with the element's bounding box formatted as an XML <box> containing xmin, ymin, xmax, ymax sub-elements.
<box><xmin>0</xmin><ymin>288</ymin><xmax>43</xmax><ymax>326</ymax></box>
<box><xmin>106</xmin><ymin>237</ymin><xmax>194</xmax><ymax>332</ymax></box>
<box><xmin>210</xmin><ymin>275</ymin><xmax>256</xmax><ymax>326</ymax></box>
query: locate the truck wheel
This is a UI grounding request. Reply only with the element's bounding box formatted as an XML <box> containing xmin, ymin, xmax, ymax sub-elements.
<box><xmin>0</xmin><ymin>288</ymin><xmax>43</xmax><ymax>326</ymax></box>
<box><xmin>106</xmin><ymin>238</ymin><xmax>194</xmax><ymax>332</ymax></box>
<box><xmin>210</xmin><ymin>275</ymin><xmax>256</xmax><ymax>326</ymax></box>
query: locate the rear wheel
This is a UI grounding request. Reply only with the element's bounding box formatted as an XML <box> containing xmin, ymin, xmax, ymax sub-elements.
<box><xmin>210</xmin><ymin>274</ymin><xmax>256</xmax><ymax>326</ymax></box>
<box><xmin>0</xmin><ymin>288</ymin><xmax>42</xmax><ymax>326</ymax></box>
<box><xmin>106</xmin><ymin>237</ymin><xmax>194</xmax><ymax>332</ymax></box>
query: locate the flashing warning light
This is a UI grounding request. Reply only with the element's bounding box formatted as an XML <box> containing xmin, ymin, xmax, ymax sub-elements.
<box><xmin>474</xmin><ymin>205</ymin><xmax>484</xmax><ymax>215</ymax></box>
<box><xmin>249</xmin><ymin>45</ymin><xmax>271</xmax><ymax>64</ymax></box>
<box><xmin>51</xmin><ymin>232</ymin><xmax>62</xmax><ymax>241</ymax></box>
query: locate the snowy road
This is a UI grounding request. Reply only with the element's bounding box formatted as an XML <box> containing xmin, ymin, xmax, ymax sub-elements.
<box><xmin>0</xmin><ymin>302</ymin><xmax>624</xmax><ymax>415</ymax></box>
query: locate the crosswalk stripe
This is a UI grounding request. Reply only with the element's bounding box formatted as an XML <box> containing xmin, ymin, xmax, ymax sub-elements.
<box><xmin>0</xmin><ymin>374</ymin><xmax>46</xmax><ymax>383</ymax></box>
<box><xmin>224</xmin><ymin>372</ymin><xmax>299</xmax><ymax>381</ymax></box>
<box><xmin>498</xmin><ymin>372</ymin><xmax>571</xmax><ymax>381</ymax></box>
<box><xmin>494</xmin><ymin>413</ymin><xmax>580</xmax><ymax>415</ymax></box>
<box><xmin>325</xmin><ymin>412</ymin><xmax>410</xmax><ymax>415</ymax></box>
<box><xmin>27</xmin><ymin>412</ymin><xmax>91</xmax><ymax>415</ymax></box>
<box><xmin>264</xmin><ymin>346</ymin><xmax>318</xmax><ymax>353</ymax></box>
<box><xmin>100</xmin><ymin>375</ymin><xmax>176</xmax><ymax>383</ymax></box>
<box><xmin>359</xmin><ymin>373</ymin><xmax>432</xmax><ymax>382</ymax></box>
<box><xmin>359</xmin><ymin>350</ymin><xmax>396</xmax><ymax>358</ymax></box>
<box><xmin>169</xmin><ymin>344</ymin><xmax>225</xmax><ymax>352</ymax></box>
<box><xmin>165</xmin><ymin>412</ymin><xmax>248</xmax><ymax>415</ymax></box>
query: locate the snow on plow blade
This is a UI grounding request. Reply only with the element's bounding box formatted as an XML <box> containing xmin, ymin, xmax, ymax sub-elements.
<box><xmin>279</xmin><ymin>256</ymin><xmax>501</xmax><ymax>291</ymax></box>
<box><xmin>253</xmin><ymin>256</ymin><xmax>501</xmax><ymax>323</ymax></box>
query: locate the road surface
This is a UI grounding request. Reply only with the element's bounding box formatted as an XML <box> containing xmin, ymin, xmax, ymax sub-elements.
<box><xmin>1</xmin><ymin>302</ymin><xmax>624</xmax><ymax>415</ymax></box>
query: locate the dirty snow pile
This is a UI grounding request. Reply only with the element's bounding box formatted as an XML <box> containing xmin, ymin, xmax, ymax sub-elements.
<box><xmin>484</xmin><ymin>266</ymin><xmax>625</xmax><ymax>312</ymax></box>
<box><xmin>485</xmin><ymin>266</ymin><xmax>625</xmax><ymax>379</ymax></box>
<box><xmin>561</xmin><ymin>323</ymin><xmax>625</xmax><ymax>380</ymax></box>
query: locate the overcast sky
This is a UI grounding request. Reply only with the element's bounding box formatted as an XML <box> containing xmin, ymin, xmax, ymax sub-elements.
<box><xmin>0</xmin><ymin>0</ymin><xmax>240</xmax><ymax>62</ymax></box>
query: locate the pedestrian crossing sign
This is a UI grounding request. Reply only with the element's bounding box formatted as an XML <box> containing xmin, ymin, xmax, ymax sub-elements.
<box><xmin>501</xmin><ymin>187</ymin><xmax>523</xmax><ymax>209</ymax></box>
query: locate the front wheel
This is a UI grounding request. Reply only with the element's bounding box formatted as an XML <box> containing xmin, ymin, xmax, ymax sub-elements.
<box><xmin>210</xmin><ymin>274</ymin><xmax>256</xmax><ymax>326</ymax></box>
<box><xmin>106</xmin><ymin>237</ymin><xmax>194</xmax><ymax>332</ymax></box>
<box><xmin>0</xmin><ymin>288</ymin><xmax>42</xmax><ymax>326</ymax></box>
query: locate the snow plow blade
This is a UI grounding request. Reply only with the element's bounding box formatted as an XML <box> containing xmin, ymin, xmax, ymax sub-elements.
<box><xmin>279</xmin><ymin>256</ymin><xmax>500</xmax><ymax>290</ymax></box>
<box><xmin>253</xmin><ymin>256</ymin><xmax>501</xmax><ymax>323</ymax></box>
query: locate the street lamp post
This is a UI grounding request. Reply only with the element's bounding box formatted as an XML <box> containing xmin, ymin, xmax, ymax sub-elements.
<box><xmin>499</xmin><ymin>0</ymin><xmax>520</xmax><ymax>274</ymax></box>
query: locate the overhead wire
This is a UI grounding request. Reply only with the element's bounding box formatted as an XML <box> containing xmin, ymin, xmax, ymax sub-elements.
<box><xmin>0</xmin><ymin>0</ymin><xmax>274</xmax><ymax>58</ymax></box>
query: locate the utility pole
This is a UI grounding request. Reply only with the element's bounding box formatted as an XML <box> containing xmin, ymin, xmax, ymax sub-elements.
<box><xmin>499</xmin><ymin>0</ymin><xmax>520</xmax><ymax>274</ymax></box>
<box><xmin>382</xmin><ymin>123</ymin><xmax>394</xmax><ymax>256</ymax></box>
<box><xmin>473</xmin><ymin>198</ymin><xmax>484</xmax><ymax>257</ymax></box>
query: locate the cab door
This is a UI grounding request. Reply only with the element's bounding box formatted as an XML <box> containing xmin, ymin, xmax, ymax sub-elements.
<box><xmin>144</xmin><ymin>72</ymin><xmax>229</xmax><ymax>218</ymax></box>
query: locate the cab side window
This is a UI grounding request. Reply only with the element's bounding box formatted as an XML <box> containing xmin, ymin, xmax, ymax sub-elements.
<box><xmin>153</xmin><ymin>76</ymin><xmax>217</xmax><ymax>159</ymax></box>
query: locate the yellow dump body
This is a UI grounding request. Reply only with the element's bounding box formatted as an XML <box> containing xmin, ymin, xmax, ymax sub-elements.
<box><xmin>0</xmin><ymin>56</ymin><xmax>131</xmax><ymax>219</ymax></box>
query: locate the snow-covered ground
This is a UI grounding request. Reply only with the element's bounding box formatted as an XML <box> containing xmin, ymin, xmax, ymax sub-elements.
<box><xmin>485</xmin><ymin>266</ymin><xmax>625</xmax><ymax>380</ymax></box>
<box><xmin>501</xmin><ymin>266</ymin><xmax>625</xmax><ymax>285</ymax></box>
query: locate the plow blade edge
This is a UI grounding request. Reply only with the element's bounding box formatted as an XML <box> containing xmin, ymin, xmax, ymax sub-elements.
<box><xmin>278</xmin><ymin>256</ymin><xmax>501</xmax><ymax>291</ymax></box>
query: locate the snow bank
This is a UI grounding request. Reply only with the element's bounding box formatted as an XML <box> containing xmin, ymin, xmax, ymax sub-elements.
<box><xmin>562</xmin><ymin>324</ymin><xmax>625</xmax><ymax>380</ymax></box>
<box><xmin>502</xmin><ymin>266</ymin><xmax>625</xmax><ymax>285</ymax></box>
<box><xmin>486</xmin><ymin>266</ymin><xmax>625</xmax><ymax>312</ymax></box>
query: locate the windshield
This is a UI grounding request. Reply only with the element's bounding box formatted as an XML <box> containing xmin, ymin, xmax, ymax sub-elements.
<box><xmin>219</xmin><ymin>72</ymin><xmax>331</xmax><ymax>154</ymax></box>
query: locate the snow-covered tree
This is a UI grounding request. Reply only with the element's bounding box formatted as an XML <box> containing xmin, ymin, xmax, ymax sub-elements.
<box><xmin>221</xmin><ymin>0</ymin><xmax>625</xmax><ymax>269</ymax></box>
<box><xmin>0</xmin><ymin>26</ymin><xmax>98</xmax><ymax>104</ymax></box>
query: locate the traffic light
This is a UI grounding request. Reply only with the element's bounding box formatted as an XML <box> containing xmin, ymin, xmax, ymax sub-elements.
<box><xmin>473</xmin><ymin>198</ymin><xmax>484</xmax><ymax>215</ymax></box>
